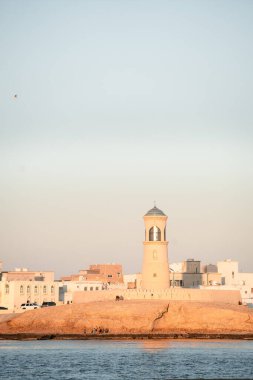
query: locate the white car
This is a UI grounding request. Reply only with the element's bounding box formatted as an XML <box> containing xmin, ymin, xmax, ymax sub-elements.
<box><xmin>20</xmin><ymin>303</ymin><xmax>40</xmax><ymax>310</ymax></box>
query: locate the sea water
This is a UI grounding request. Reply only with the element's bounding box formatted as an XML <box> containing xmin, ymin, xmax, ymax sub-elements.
<box><xmin>1</xmin><ymin>339</ymin><xmax>253</xmax><ymax>379</ymax></box>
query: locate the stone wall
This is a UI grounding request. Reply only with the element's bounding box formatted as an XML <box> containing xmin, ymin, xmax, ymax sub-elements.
<box><xmin>73</xmin><ymin>287</ymin><xmax>241</xmax><ymax>305</ymax></box>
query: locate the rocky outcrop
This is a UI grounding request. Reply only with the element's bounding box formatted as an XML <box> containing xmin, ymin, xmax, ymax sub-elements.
<box><xmin>0</xmin><ymin>300</ymin><xmax>253</xmax><ymax>339</ymax></box>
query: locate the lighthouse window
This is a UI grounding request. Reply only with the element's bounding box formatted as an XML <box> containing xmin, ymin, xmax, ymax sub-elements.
<box><xmin>149</xmin><ymin>226</ymin><xmax>161</xmax><ymax>241</ymax></box>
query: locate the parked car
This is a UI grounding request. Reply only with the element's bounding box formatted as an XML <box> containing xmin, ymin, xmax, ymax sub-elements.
<box><xmin>0</xmin><ymin>306</ymin><xmax>8</xmax><ymax>310</ymax></box>
<box><xmin>20</xmin><ymin>303</ymin><xmax>40</xmax><ymax>310</ymax></box>
<box><xmin>41</xmin><ymin>301</ymin><xmax>56</xmax><ymax>307</ymax></box>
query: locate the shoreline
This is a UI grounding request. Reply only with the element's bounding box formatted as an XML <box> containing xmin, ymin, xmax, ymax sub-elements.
<box><xmin>1</xmin><ymin>332</ymin><xmax>253</xmax><ymax>341</ymax></box>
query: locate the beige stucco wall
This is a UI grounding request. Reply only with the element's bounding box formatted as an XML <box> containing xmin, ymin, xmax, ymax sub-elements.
<box><xmin>202</xmin><ymin>272</ymin><xmax>222</xmax><ymax>286</ymax></box>
<box><xmin>0</xmin><ymin>280</ymin><xmax>60</xmax><ymax>311</ymax></box>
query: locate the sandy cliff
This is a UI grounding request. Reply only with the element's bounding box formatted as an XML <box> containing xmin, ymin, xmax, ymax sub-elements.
<box><xmin>0</xmin><ymin>300</ymin><xmax>253</xmax><ymax>338</ymax></box>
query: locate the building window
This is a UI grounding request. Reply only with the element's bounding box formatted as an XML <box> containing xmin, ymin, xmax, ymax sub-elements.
<box><xmin>43</xmin><ymin>285</ymin><xmax>47</xmax><ymax>294</ymax></box>
<box><xmin>84</xmin><ymin>287</ymin><xmax>87</xmax><ymax>291</ymax></box>
<box><xmin>34</xmin><ymin>286</ymin><xmax>38</xmax><ymax>294</ymax></box>
<box><xmin>95</xmin><ymin>287</ymin><xmax>99</xmax><ymax>291</ymax></box>
<box><xmin>51</xmin><ymin>286</ymin><xmax>54</xmax><ymax>294</ymax></box>
<box><xmin>153</xmin><ymin>273</ymin><xmax>157</xmax><ymax>278</ymax></box>
<box><xmin>153</xmin><ymin>250</ymin><xmax>158</xmax><ymax>260</ymax></box>
<box><xmin>164</xmin><ymin>228</ymin><xmax>166</xmax><ymax>240</ymax></box>
<box><xmin>149</xmin><ymin>226</ymin><xmax>161</xmax><ymax>241</ymax></box>
<box><xmin>27</xmin><ymin>285</ymin><xmax>30</xmax><ymax>294</ymax></box>
<box><xmin>20</xmin><ymin>285</ymin><xmax>24</xmax><ymax>295</ymax></box>
<box><xmin>117</xmin><ymin>272</ymin><xmax>121</xmax><ymax>278</ymax></box>
<box><xmin>108</xmin><ymin>274</ymin><xmax>112</xmax><ymax>278</ymax></box>
<box><xmin>90</xmin><ymin>287</ymin><xmax>93</xmax><ymax>291</ymax></box>
<box><xmin>232</xmin><ymin>271</ymin><xmax>234</xmax><ymax>279</ymax></box>
<box><xmin>5</xmin><ymin>284</ymin><xmax>9</xmax><ymax>294</ymax></box>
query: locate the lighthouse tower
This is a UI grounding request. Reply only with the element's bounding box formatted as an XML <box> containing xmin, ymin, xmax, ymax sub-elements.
<box><xmin>141</xmin><ymin>205</ymin><xmax>170</xmax><ymax>290</ymax></box>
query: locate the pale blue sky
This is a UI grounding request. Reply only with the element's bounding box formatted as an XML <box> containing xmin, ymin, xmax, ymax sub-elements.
<box><xmin>0</xmin><ymin>0</ymin><xmax>253</xmax><ymax>278</ymax></box>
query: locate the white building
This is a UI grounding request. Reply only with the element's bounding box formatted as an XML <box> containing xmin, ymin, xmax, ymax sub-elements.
<box><xmin>169</xmin><ymin>262</ymin><xmax>183</xmax><ymax>273</ymax></box>
<box><xmin>60</xmin><ymin>280</ymin><xmax>104</xmax><ymax>304</ymax></box>
<box><xmin>217</xmin><ymin>260</ymin><xmax>239</xmax><ymax>286</ymax></box>
<box><xmin>217</xmin><ymin>259</ymin><xmax>253</xmax><ymax>304</ymax></box>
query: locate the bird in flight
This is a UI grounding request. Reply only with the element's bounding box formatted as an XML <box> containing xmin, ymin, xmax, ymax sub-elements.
<box><xmin>13</xmin><ymin>94</ymin><xmax>18</xmax><ymax>99</ymax></box>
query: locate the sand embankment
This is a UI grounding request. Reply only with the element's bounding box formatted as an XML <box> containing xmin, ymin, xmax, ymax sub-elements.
<box><xmin>0</xmin><ymin>300</ymin><xmax>253</xmax><ymax>339</ymax></box>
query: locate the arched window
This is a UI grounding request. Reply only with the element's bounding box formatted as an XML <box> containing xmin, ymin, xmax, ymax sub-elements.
<box><xmin>149</xmin><ymin>226</ymin><xmax>161</xmax><ymax>241</ymax></box>
<box><xmin>5</xmin><ymin>284</ymin><xmax>9</xmax><ymax>294</ymax></box>
<box><xmin>43</xmin><ymin>285</ymin><xmax>47</xmax><ymax>294</ymax></box>
<box><xmin>34</xmin><ymin>286</ymin><xmax>38</xmax><ymax>294</ymax></box>
<box><xmin>27</xmin><ymin>285</ymin><xmax>31</xmax><ymax>294</ymax></box>
<box><xmin>20</xmin><ymin>285</ymin><xmax>24</xmax><ymax>294</ymax></box>
<box><xmin>51</xmin><ymin>286</ymin><xmax>54</xmax><ymax>294</ymax></box>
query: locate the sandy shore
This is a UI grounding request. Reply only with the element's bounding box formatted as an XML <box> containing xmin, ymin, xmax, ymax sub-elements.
<box><xmin>0</xmin><ymin>300</ymin><xmax>253</xmax><ymax>340</ymax></box>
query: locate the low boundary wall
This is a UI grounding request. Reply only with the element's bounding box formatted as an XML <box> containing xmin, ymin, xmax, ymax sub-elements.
<box><xmin>73</xmin><ymin>287</ymin><xmax>241</xmax><ymax>305</ymax></box>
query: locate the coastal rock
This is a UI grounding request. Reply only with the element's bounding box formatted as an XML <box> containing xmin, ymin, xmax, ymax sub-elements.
<box><xmin>0</xmin><ymin>300</ymin><xmax>252</xmax><ymax>337</ymax></box>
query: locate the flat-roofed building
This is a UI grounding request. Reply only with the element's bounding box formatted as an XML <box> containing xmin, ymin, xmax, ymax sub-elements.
<box><xmin>170</xmin><ymin>259</ymin><xmax>202</xmax><ymax>288</ymax></box>
<box><xmin>60</xmin><ymin>280</ymin><xmax>105</xmax><ymax>304</ymax></box>
<box><xmin>217</xmin><ymin>260</ymin><xmax>239</xmax><ymax>286</ymax></box>
<box><xmin>0</xmin><ymin>280</ymin><xmax>60</xmax><ymax>311</ymax></box>
<box><xmin>0</xmin><ymin>267</ymin><xmax>59</xmax><ymax>311</ymax></box>
<box><xmin>79</xmin><ymin>264</ymin><xmax>124</xmax><ymax>284</ymax></box>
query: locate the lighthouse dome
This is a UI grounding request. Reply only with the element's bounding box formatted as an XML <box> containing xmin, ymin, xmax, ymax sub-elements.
<box><xmin>145</xmin><ymin>206</ymin><xmax>166</xmax><ymax>216</ymax></box>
